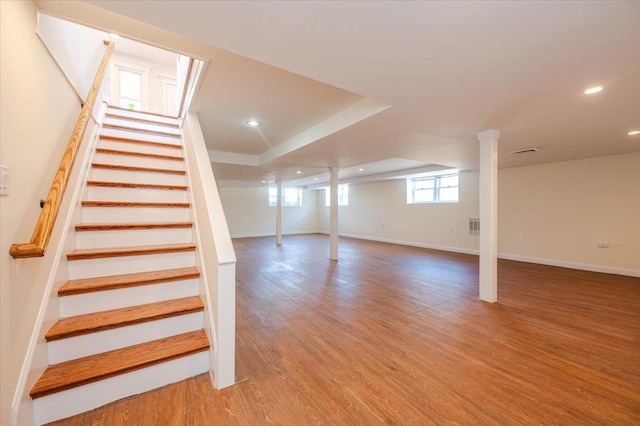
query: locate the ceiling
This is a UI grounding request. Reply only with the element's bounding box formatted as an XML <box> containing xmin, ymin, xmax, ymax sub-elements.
<box><xmin>38</xmin><ymin>1</ymin><xmax>640</xmax><ymax>188</ymax></box>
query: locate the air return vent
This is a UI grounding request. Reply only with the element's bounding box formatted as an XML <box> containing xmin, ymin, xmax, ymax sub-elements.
<box><xmin>469</xmin><ymin>218</ymin><xmax>480</xmax><ymax>236</ymax></box>
<box><xmin>509</xmin><ymin>147</ymin><xmax>539</xmax><ymax>154</ymax></box>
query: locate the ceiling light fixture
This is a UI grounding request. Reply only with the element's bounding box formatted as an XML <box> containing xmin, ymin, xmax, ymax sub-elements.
<box><xmin>627</xmin><ymin>130</ymin><xmax>640</xmax><ymax>136</ymax></box>
<box><xmin>358</xmin><ymin>168</ymin><xmax>364</xmax><ymax>172</ymax></box>
<box><xmin>108</xmin><ymin>33</ymin><xmax>120</xmax><ymax>39</ymax></box>
<box><xmin>246</xmin><ymin>120</ymin><xmax>259</xmax><ymax>127</ymax></box>
<box><xmin>584</xmin><ymin>86</ymin><xmax>603</xmax><ymax>95</ymax></box>
<box><xmin>314</xmin><ymin>178</ymin><xmax>318</xmax><ymax>180</ymax></box>
<box><xmin>261</xmin><ymin>180</ymin><xmax>266</xmax><ymax>183</ymax></box>
<box><xmin>296</xmin><ymin>170</ymin><xmax>302</xmax><ymax>174</ymax></box>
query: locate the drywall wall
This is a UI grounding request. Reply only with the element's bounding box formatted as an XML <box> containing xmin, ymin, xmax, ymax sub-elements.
<box><xmin>1</xmin><ymin>1</ymin><xmax>82</xmax><ymax>423</ymax></box>
<box><xmin>219</xmin><ymin>187</ymin><xmax>318</xmax><ymax>238</ymax></box>
<box><xmin>318</xmin><ymin>171</ymin><xmax>481</xmax><ymax>253</ymax></box>
<box><xmin>37</xmin><ymin>12</ymin><xmax>106</xmax><ymax>101</ymax></box>
<box><xmin>498</xmin><ymin>152</ymin><xmax>640</xmax><ymax>275</ymax></box>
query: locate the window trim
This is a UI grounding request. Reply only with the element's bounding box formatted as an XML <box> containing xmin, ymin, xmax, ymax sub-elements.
<box><xmin>325</xmin><ymin>184</ymin><xmax>349</xmax><ymax>206</ymax></box>
<box><xmin>269</xmin><ymin>186</ymin><xmax>302</xmax><ymax>207</ymax></box>
<box><xmin>407</xmin><ymin>173</ymin><xmax>459</xmax><ymax>204</ymax></box>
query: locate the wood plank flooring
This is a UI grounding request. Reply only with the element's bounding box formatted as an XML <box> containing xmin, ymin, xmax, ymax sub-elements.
<box><xmin>47</xmin><ymin>234</ymin><xmax>640</xmax><ymax>425</ymax></box>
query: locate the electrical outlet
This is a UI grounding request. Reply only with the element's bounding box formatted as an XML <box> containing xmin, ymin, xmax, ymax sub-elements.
<box><xmin>597</xmin><ymin>238</ymin><xmax>609</xmax><ymax>248</ymax></box>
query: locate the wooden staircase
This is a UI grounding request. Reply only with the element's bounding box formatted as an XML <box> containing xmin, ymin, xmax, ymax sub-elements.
<box><xmin>30</xmin><ymin>107</ymin><xmax>211</xmax><ymax>424</ymax></box>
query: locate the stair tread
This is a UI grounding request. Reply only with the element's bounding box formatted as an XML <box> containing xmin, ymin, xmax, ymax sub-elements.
<box><xmin>103</xmin><ymin>123</ymin><xmax>181</xmax><ymax>138</ymax></box>
<box><xmin>59</xmin><ymin>266</ymin><xmax>200</xmax><ymax>296</ymax></box>
<box><xmin>105</xmin><ymin>113</ymin><xmax>180</xmax><ymax>128</ymax></box>
<box><xmin>107</xmin><ymin>105</ymin><xmax>178</xmax><ymax>120</ymax></box>
<box><xmin>82</xmin><ymin>201</ymin><xmax>190</xmax><ymax>208</ymax></box>
<box><xmin>96</xmin><ymin>147</ymin><xmax>183</xmax><ymax>161</ymax></box>
<box><xmin>46</xmin><ymin>296</ymin><xmax>204</xmax><ymax>341</ymax></box>
<box><xmin>67</xmin><ymin>243</ymin><xmax>196</xmax><ymax>260</ymax></box>
<box><xmin>92</xmin><ymin>163</ymin><xmax>186</xmax><ymax>175</ymax></box>
<box><xmin>86</xmin><ymin>180</ymin><xmax>187</xmax><ymax>191</ymax></box>
<box><xmin>30</xmin><ymin>330</ymin><xmax>209</xmax><ymax>399</ymax></box>
<box><xmin>99</xmin><ymin>134</ymin><xmax>182</xmax><ymax>149</ymax></box>
<box><xmin>75</xmin><ymin>222</ymin><xmax>193</xmax><ymax>231</ymax></box>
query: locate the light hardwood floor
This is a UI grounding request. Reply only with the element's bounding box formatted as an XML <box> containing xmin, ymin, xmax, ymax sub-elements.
<box><xmin>48</xmin><ymin>234</ymin><xmax>640</xmax><ymax>425</ymax></box>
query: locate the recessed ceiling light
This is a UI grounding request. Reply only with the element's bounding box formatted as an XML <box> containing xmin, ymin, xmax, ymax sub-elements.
<box><xmin>246</xmin><ymin>120</ymin><xmax>259</xmax><ymax>127</ymax></box>
<box><xmin>314</xmin><ymin>177</ymin><xmax>318</xmax><ymax>180</ymax></box>
<box><xmin>628</xmin><ymin>130</ymin><xmax>640</xmax><ymax>136</ymax></box>
<box><xmin>296</xmin><ymin>170</ymin><xmax>302</xmax><ymax>174</ymax></box>
<box><xmin>261</xmin><ymin>180</ymin><xmax>266</xmax><ymax>183</ymax></box>
<box><xmin>358</xmin><ymin>168</ymin><xmax>364</xmax><ymax>172</ymax></box>
<box><xmin>584</xmin><ymin>86</ymin><xmax>603</xmax><ymax>95</ymax></box>
<box><xmin>109</xmin><ymin>33</ymin><xmax>120</xmax><ymax>39</ymax></box>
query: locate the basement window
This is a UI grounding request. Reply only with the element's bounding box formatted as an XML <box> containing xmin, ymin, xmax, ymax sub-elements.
<box><xmin>325</xmin><ymin>184</ymin><xmax>349</xmax><ymax>206</ymax></box>
<box><xmin>407</xmin><ymin>173</ymin><xmax>459</xmax><ymax>204</ymax></box>
<box><xmin>269</xmin><ymin>187</ymin><xmax>302</xmax><ymax>207</ymax></box>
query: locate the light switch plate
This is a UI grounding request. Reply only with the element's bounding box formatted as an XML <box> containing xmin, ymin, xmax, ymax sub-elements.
<box><xmin>0</xmin><ymin>165</ymin><xmax>9</xmax><ymax>196</ymax></box>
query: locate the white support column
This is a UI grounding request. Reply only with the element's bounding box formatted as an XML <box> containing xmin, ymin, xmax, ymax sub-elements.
<box><xmin>276</xmin><ymin>180</ymin><xmax>282</xmax><ymax>246</ymax></box>
<box><xmin>477</xmin><ymin>129</ymin><xmax>500</xmax><ymax>302</ymax></box>
<box><xmin>329</xmin><ymin>167</ymin><xmax>339</xmax><ymax>260</ymax></box>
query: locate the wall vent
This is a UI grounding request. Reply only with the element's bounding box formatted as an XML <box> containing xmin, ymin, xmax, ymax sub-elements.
<box><xmin>469</xmin><ymin>218</ymin><xmax>480</xmax><ymax>236</ymax></box>
<box><xmin>509</xmin><ymin>147</ymin><xmax>539</xmax><ymax>154</ymax></box>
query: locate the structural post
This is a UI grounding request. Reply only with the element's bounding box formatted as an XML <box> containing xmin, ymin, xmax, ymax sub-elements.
<box><xmin>329</xmin><ymin>167</ymin><xmax>339</xmax><ymax>260</ymax></box>
<box><xmin>477</xmin><ymin>130</ymin><xmax>500</xmax><ymax>302</ymax></box>
<box><xmin>276</xmin><ymin>180</ymin><xmax>282</xmax><ymax>246</ymax></box>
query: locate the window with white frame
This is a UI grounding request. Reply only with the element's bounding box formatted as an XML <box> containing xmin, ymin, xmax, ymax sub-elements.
<box><xmin>407</xmin><ymin>173</ymin><xmax>459</xmax><ymax>204</ymax></box>
<box><xmin>269</xmin><ymin>187</ymin><xmax>302</xmax><ymax>207</ymax></box>
<box><xmin>325</xmin><ymin>184</ymin><xmax>349</xmax><ymax>206</ymax></box>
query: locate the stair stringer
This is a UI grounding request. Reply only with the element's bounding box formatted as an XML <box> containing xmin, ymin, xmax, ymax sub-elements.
<box><xmin>11</xmin><ymin>105</ymin><xmax>107</xmax><ymax>426</ymax></box>
<box><xmin>182</xmin><ymin>112</ymin><xmax>237</xmax><ymax>389</ymax></box>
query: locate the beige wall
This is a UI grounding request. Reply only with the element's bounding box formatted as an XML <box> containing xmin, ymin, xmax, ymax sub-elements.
<box><xmin>498</xmin><ymin>152</ymin><xmax>640</xmax><ymax>274</ymax></box>
<box><xmin>0</xmin><ymin>1</ymin><xmax>82</xmax><ymax>423</ymax></box>
<box><xmin>219</xmin><ymin>187</ymin><xmax>318</xmax><ymax>238</ymax></box>
<box><xmin>318</xmin><ymin>171</ymin><xmax>481</xmax><ymax>253</ymax></box>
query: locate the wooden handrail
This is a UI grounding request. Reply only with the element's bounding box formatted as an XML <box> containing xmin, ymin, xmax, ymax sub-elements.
<box><xmin>177</xmin><ymin>57</ymin><xmax>194</xmax><ymax>118</ymax></box>
<box><xmin>9</xmin><ymin>41</ymin><xmax>115</xmax><ymax>259</ymax></box>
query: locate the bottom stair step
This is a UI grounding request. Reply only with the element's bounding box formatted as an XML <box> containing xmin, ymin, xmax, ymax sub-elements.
<box><xmin>30</xmin><ymin>330</ymin><xmax>209</xmax><ymax>399</ymax></box>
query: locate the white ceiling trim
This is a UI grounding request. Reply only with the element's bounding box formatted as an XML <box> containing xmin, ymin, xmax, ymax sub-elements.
<box><xmin>258</xmin><ymin>97</ymin><xmax>391</xmax><ymax>164</ymax></box>
<box><xmin>208</xmin><ymin>150</ymin><xmax>259</xmax><ymax>166</ymax></box>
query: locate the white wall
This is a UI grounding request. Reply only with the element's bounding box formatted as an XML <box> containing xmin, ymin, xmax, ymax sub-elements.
<box><xmin>318</xmin><ymin>171</ymin><xmax>481</xmax><ymax>253</ymax></box>
<box><xmin>1</xmin><ymin>1</ymin><xmax>82</xmax><ymax>424</ymax></box>
<box><xmin>37</xmin><ymin>12</ymin><xmax>106</xmax><ymax>101</ymax></box>
<box><xmin>219</xmin><ymin>187</ymin><xmax>318</xmax><ymax>238</ymax></box>
<box><xmin>316</xmin><ymin>155</ymin><xmax>639</xmax><ymax>276</ymax></box>
<box><xmin>498</xmin><ymin>152</ymin><xmax>640</xmax><ymax>275</ymax></box>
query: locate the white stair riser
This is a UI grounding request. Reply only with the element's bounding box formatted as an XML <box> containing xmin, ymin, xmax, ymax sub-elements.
<box><xmin>86</xmin><ymin>186</ymin><xmax>188</xmax><ymax>203</ymax></box>
<box><xmin>94</xmin><ymin>152</ymin><xmax>184</xmax><ymax>171</ymax></box>
<box><xmin>90</xmin><ymin>168</ymin><xmax>186</xmax><ymax>186</ymax></box>
<box><xmin>33</xmin><ymin>351</ymin><xmax>209</xmax><ymax>425</ymax></box>
<box><xmin>103</xmin><ymin>117</ymin><xmax>181</xmax><ymax>135</ymax></box>
<box><xmin>68</xmin><ymin>251</ymin><xmax>196</xmax><ymax>280</ymax></box>
<box><xmin>105</xmin><ymin>109</ymin><xmax>179</xmax><ymax>126</ymax></box>
<box><xmin>101</xmin><ymin>127</ymin><xmax>182</xmax><ymax>145</ymax></box>
<box><xmin>48</xmin><ymin>312</ymin><xmax>204</xmax><ymax>364</ymax></box>
<box><xmin>76</xmin><ymin>227</ymin><xmax>193</xmax><ymax>249</ymax></box>
<box><xmin>98</xmin><ymin>138</ymin><xmax>183</xmax><ymax>157</ymax></box>
<box><xmin>59</xmin><ymin>278</ymin><xmax>200</xmax><ymax>316</ymax></box>
<box><xmin>82</xmin><ymin>206</ymin><xmax>191</xmax><ymax>223</ymax></box>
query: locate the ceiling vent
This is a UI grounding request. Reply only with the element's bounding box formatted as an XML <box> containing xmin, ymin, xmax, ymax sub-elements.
<box><xmin>509</xmin><ymin>147</ymin><xmax>540</xmax><ymax>154</ymax></box>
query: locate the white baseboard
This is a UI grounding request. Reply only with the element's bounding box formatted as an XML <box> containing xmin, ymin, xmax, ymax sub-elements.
<box><xmin>317</xmin><ymin>231</ymin><xmax>640</xmax><ymax>278</ymax></box>
<box><xmin>334</xmin><ymin>232</ymin><xmax>480</xmax><ymax>256</ymax></box>
<box><xmin>231</xmin><ymin>231</ymin><xmax>319</xmax><ymax>239</ymax></box>
<box><xmin>497</xmin><ymin>253</ymin><xmax>640</xmax><ymax>278</ymax></box>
